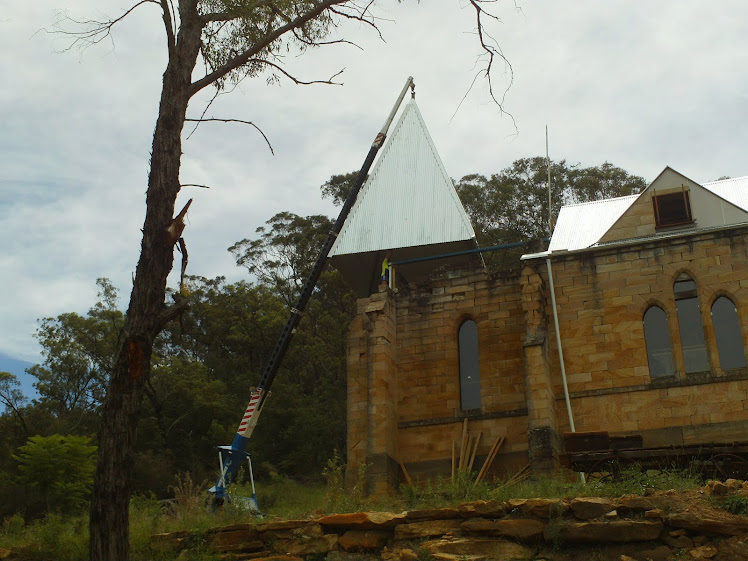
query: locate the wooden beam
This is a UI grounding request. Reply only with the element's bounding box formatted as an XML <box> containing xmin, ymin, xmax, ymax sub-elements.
<box><xmin>399</xmin><ymin>461</ymin><xmax>412</xmax><ymax>486</ymax></box>
<box><xmin>476</xmin><ymin>436</ymin><xmax>504</xmax><ymax>484</ymax></box>
<box><xmin>468</xmin><ymin>431</ymin><xmax>481</xmax><ymax>472</ymax></box>
<box><xmin>458</xmin><ymin>418</ymin><xmax>468</xmax><ymax>471</ymax></box>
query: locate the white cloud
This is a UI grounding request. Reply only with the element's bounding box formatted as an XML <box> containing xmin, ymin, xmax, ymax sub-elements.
<box><xmin>2</xmin><ymin>0</ymin><xmax>748</xmax><ymax>361</ymax></box>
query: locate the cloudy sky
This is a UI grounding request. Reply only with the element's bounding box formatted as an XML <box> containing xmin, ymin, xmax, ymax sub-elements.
<box><xmin>2</xmin><ymin>1</ymin><xmax>748</xmax><ymax>364</ymax></box>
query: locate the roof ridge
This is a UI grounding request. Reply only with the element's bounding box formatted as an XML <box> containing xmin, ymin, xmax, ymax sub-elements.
<box><xmin>703</xmin><ymin>176</ymin><xmax>748</xmax><ymax>186</ymax></box>
<box><xmin>561</xmin><ymin>193</ymin><xmax>639</xmax><ymax>209</ymax></box>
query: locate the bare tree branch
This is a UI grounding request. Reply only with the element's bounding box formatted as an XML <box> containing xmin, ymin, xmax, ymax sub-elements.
<box><xmin>449</xmin><ymin>0</ymin><xmax>516</xmax><ymax>132</ymax></box>
<box><xmin>159</xmin><ymin>0</ymin><xmax>176</xmax><ymax>54</ymax></box>
<box><xmin>50</xmin><ymin>1</ymin><xmax>160</xmax><ymax>52</ymax></box>
<box><xmin>185</xmin><ymin>86</ymin><xmax>222</xmax><ymax>139</ymax></box>
<box><xmin>189</xmin><ymin>0</ymin><xmax>348</xmax><ymax>97</ymax></box>
<box><xmin>249</xmin><ymin>59</ymin><xmax>344</xmax><ymax>86</ymax></box>
<box><xmin>185</xmin><ymin>118</ymin><xmax>275</xmax><ymax>154</ymax></box>
<box><xmin>180</xmin><ymin>183</ymin><xmax>212</xmax><ymax>189</ymax></box>
<box><xmin>328</xmin><ymin>4</ymin><xmax>383</xmax><ymax>41</ymax></box>
<box><xmin>292</xmin><ymin>27</ymin><xmax>363</xmax><ymax>50</ymax></box>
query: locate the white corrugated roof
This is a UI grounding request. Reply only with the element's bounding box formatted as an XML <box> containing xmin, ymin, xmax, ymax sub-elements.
<box><xmin>548</xmin><ymin>194</ymin><xmax>638</xmax><ymax>252</ymax></box>
<box><xmin>329</xmin><ymin>99</ymin><xmax>475</xmax><ymax>257</ymax></box>
<box><xmin>547</xmin><ymin>173</ymin><xmax>748</xmax><ymax>254</ymax></box>
<box><xmin>702</xmin><ymin>176</ymin><xmax>748</xmax><ymax>211</ymax></box>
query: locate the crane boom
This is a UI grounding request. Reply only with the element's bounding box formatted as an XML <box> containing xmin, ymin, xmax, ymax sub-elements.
<box><xmin>209</xmin><ymin>77</ymin><xmax>415</xmax><ymax>502</ymax></box>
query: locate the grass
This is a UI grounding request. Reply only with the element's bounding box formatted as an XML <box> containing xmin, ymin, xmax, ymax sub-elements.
<box><xmin>0</xmin><ymin>464</ymin><xmax>706</xmax><ymax>560</ymax></box>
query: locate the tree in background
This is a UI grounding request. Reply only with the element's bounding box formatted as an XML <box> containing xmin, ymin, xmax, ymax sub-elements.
<box><xmin>0</xmin><ymin>372</ymin><xmax>28</xmax><ymax>436</ymax></box>
<box><xmin>455</xmin><ymin>158</ymin><xmax>646</xmax><ymax>269</ymax></box>
<box><xmin>321</xmin><ymin>172</ymin><xmax>360</xmax><ymax>207</ymax></box>
<box><xmin>228</xmin><ymin>212</ymin><xmax>354</xmax><ymax>472</ymax></box>
<box><xmin>27</xmin><ymin>279</ymin><xmax>122</xmax><ymax>435</ymax></box>
<box><xmin>15</xmin><ymin>434</ymin><xmax>97</xmax><ymax>514</ymax></box>
<box><xmin>56</xmin><ymin>1</ymin><xmax>510</xmax><ymax>555</ymax></box>
<box><xmin>229</xmin><ymin>213</ymin><xmax>334</xmax><ymax>306</ymax></box>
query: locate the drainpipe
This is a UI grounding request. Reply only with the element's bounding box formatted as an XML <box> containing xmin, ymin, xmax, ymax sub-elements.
<box><xmin>545</xmin><ymin>256</ymin><xmax>585</xmax><ymax>483</ymax></box>
<box><xmin>545</xmin><ymin>257</ymin><xmax>575</xmax><ymax>431</ymax></box>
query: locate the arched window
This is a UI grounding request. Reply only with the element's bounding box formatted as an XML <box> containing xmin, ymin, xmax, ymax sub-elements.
<box><xmin>674</xmin><ymin>275</ymin><xmax>709</xmax><ymax>373</ymax></box>
<box><xmin>643</xmin><ymin>306</ymin><xmax>675</xmax><ymax>378</ymax></box>
<box><xmin>458</xmin><ymin>319</ymin><xmax>481</xmax><ymax>410</ymax></box>
<box><xmin>712</xmin><ymin>296</ymin><xmax>747</xmax><ymax>370</ymax></box>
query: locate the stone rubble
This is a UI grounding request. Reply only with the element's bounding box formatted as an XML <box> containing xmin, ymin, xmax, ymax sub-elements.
<box><xmin>6</xmin><ymin>482</ymin><xmax>747</xmax><ymax>560</ymax></box>
<box><xmin>134</xmin><ymin>484</ymin><xmax>748</xmax><ymax>561</ymax></box>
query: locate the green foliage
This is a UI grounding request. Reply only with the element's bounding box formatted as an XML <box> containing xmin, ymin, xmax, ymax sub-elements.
<box><xmin>320</xmin><ymin>171</ymin><xmax>359</xmax><ymax>206</ymax></box>
<box><xmin>0</xmin><ymin>513</ymin><xmax>88</xmax><ymax>561</ymax></box>
<box><xmin>14</xmin><ymin>434</ymin><xmax>97</xmax><ymax>514</ymax></box>
<box><xmin>580</xmin><ymin>465</ymin><xmax>702</xmax><ymax>497</ymax></box>
<box><xmin>0</xmin><ymin>371</ymin><xmax>28</xmax><ymax>437</ymax></box>
<box><xmin>29</xmin><ymin>278</ymin><xmax>122</xmax><ymax>433</ymax></box>
<box><xmin>719</xmin><ymin>494</ymin><xmax>748</xmax><ymax>515</ymax></box>
<box><xmin>228</xmin><ymin>212</ymin><xmax>335</xmax><ymax>305</ymax></box>
<box><xmin>235</xmin><ymin>475</ymin><xmax>326</xmax><ymax>519</ymax></box>
<box><xmin>401</xmin><ymin>469</ymin><xmax>492</xmax><ymax>510</ymax></box>
<box><xmin>322</xmin><ymin>450</ymin><xmax>346</xmax><ymax>512</ymax></box>
<box><xmin>199</xmin><ymin>0</ymin><xmax>339</xmax><ymax>92</ymax></box>
<box><xmin>455</xmin><ymin>158</ymin><xmax>646</xmax><ymax>270</ymax></box>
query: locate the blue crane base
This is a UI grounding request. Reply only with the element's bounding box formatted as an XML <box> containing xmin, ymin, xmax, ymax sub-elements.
<box><xmin>208</xmin><ymin>433</ymin><xmax>254</xmax><ymax>506</ymax></box>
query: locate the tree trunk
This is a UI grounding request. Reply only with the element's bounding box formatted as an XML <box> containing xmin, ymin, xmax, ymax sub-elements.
<box><xmin>89</xmin><ymin>5</ymin><xmax>202</xmax><ymax>559</ymax></box>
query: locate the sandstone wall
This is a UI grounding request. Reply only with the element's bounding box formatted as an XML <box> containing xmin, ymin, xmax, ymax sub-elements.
<box><xmin>543</xmin><ymin>226</ymin><xmax>748</xmax><ymax>444</ymax></box>
<box><xmin>347</xmin><ymin>226</ymin><xmax>748</xmax><ymax>491</ymax></box>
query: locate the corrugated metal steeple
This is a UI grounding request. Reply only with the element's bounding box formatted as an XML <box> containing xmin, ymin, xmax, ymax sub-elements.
<box><xmin>330</xmin><ymin>99</ymin><xmax>478</xmax><ymax>296</ymax></box>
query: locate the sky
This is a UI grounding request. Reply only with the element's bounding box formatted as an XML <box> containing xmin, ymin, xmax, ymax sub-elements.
<box><xmin>2</xmin><ymin>1</ymin><xmax>748</xmax><ymax>365</ymax></box>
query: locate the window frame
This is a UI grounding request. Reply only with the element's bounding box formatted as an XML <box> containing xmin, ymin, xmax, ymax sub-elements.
<box><xmin>711</xmin><ymin>295</ymin><xmax>747</xmax><ymax>371</ymax></box>
<box><xmin>643</xmin><ymin>305</ymin><xmax>676</xmax><ymax>378</ymax></box>
<box><xmin>458</xmin><ymin>318</ymin><xmax>481</xmax><ymax>411</ymax></box>
<box><xmin>652</xmin><ymin>187</ymin><xmax>693</xmax><ymax>228</ymax></box>
<box><xmin>673</xmin><ymin>275</ymin><xmax>710</xmax><ymax>374</ymax></box>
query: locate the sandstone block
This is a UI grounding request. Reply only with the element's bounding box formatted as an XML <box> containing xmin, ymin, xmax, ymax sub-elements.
<box><xmin>338</xmin><ymin>530</ymin><xmax>391</xmax><ymax>551</ymax></box>
<box><xmin>318</xmin><ymin>511</ymin><xmax>406</xmax><ymax>530</ymax></box>
<box><xmin>422</xmin><ymin>537</ymin><xmax>534</xmax><ymax>561</ymax></box>
<box><xmin>244</xmin><ymin>556</ymin><xmax>303</xmax><ymax>561</ymax></box>
<box><xmin>394</xmin><ymin>519</ymin><xmax>463</xmax><ymax>540</ymax></box>
<box><xmin>689</xmin><ymin>544</ymin><xmax>718</xmax><ymax>559</ymax></box>
<box><xmin>461</xmin><ymin>517</ymin><xmax>545</xmax><ymax>540</ymax></box>
<box><xmin>507</xmin><ymin>498</ymin><xmax>568</xmax><ymax>518</ymax></box>
<box><xmin>662</xmin><ymin>532</ymin><xmax>693</xmax><ymax>549</ymax></box>
<box><xmin>271</xmin><ymin>534</ymin><xmax>337</xmax><ymax>556</ymax></box>
<box><xmin>546</xmin><ymin>520</ymin><xmax>663</xmax><ymax>543</ymax></box>
<box><xmin>570</xmin><ymin>497</ymin><xmax>616</xmax><ymax>520</ymax></box>
<box><xmin>616</xmin><ymin>496</ymin><xmax>659</xmax><ymax>512</ymax></box>
<box><xmin>257</xmin><ymin>521</ymin><xmax>322</xmax><ymax>541</ymax></box>
<box><xmin>667</xmin><ymin>512</ymin><xmax>748</xmax><ymax>536</ymax></box>
<box><xmin>405</xmin><ymin>507</ymin><xmax>461</xmax><ymax>521</ymax></box>
<box><xmin>457</xmin><ymin>500</ymin><xmax>507</xmax><ymax>518</ymax></box>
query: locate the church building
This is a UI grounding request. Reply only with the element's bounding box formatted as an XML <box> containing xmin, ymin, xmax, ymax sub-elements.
<box><xmin>330</xmin><ymin>99</ymin><xmax>748</xmax><ymax>494</ymax></box>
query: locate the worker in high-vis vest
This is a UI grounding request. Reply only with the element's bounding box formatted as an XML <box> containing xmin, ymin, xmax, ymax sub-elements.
<box><xmin>381</xmin><ymin>254</ymin><xmax>390</xmax><ymax>284</ymax></box>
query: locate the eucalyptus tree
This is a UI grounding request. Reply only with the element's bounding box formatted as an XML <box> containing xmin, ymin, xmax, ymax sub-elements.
<box><xmin>455</xmin><ymin>158</ymin><xmax>646</xmax><ymax>269</ymax></box>
<box><xmin>58</xmin><ymin>1</ymin><xmax>511</xmax><ymax>557</ymax></box>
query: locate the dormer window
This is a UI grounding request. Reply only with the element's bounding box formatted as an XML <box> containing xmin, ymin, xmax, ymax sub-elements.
<box><xmin>652</xmin><ymin>187</ymin><xmax>693</xmax><ymax>228</ymax></box>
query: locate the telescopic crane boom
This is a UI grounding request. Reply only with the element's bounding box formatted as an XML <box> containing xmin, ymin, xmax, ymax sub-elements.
<box><xmin>209</xmin><ymin>77</ymin><xmax>416</xmax><ymax>503</ymax></box>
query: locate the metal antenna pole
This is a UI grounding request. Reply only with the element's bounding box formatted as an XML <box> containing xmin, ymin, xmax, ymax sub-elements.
<box><xmin>546</xmin><ymin>125</ymin><xmax>553</xmax><ymax>234</ymax></box>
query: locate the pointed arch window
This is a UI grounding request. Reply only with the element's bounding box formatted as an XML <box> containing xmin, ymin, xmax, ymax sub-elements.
<box><xmin>458</xmin><ymin>319</ymin><xmax>481</xmax><ymax>410</ymax></box>
<box><xmin>643</xmin><ymin>306</ymin><xmax>675</xmax><ymax>378</ymax></box>
<box><xmin>712</xmin><ymin>296</ymin><xmax>747</xmax><ymax>370</ymax></box>
<box><xmin>674</xmin><ymin>275</ymin><xmax>710</xmax><ymax>373</ymax></box>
